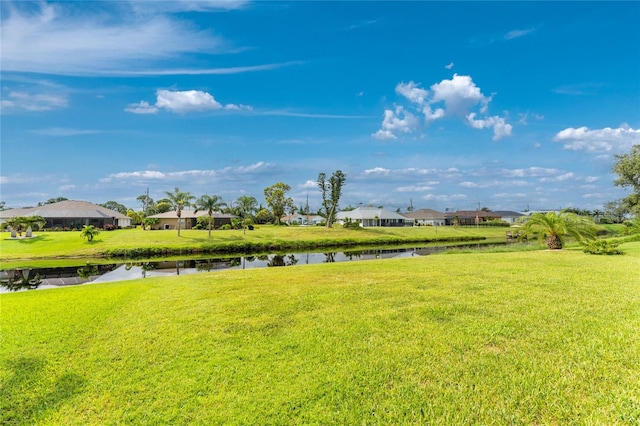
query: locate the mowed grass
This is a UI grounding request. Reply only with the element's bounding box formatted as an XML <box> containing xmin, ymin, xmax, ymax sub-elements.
<box><xmin>0</xmin><ymin>225</ymin><xmax>508</xmax><ymax>261</ymax></box>
<box><xmin>2</xmin><ymin>246</ymin><xmax>639</xmax><ymax>425</ymax></box>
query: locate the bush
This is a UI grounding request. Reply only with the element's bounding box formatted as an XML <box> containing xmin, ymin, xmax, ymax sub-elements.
<box><xmin>342</xmin><ymin>218</ymin><xmax>362</xmax><ymax>230</ymax></box>
<box><xmin>220</xmin><ymin>224</ymin><xmax>232</xmax><ymax>230</ymax></box>
<box><xmin>104</xmin><ymin>224</ymin><xmax>116</xmax><ymax>231</ymax></box>
<box><xmin>582</xmin><ymin>239</ymin><xmax>624</xmax><ymax>255</ymax></box>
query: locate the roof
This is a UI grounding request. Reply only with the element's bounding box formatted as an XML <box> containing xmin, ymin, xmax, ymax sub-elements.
<box><xmin>444</xmin><ymin>210</ymin><xmax>502</xmax><ymax>218</ymax></box>
<box><xmin>401</xmin><ymin>208</ymin><xmax>445</xmax><ymax>220</ymax></box>
<box><xmin>336</xmin><ymin>207</ymin><xmax>407</xmax><ymax>221</ymax></box>
<box><xmin>492</xmin><ymin>211</ymin><xmax>524</xmax><ymax>217</ymax></box>
<box><xmin>0</xmin><ymin>200</ymin><xmax>128</xmax><ymax>219</ymax></box>
<box><xmin>148</xmin><ymin>210</ymin><xmax>238</xmax><ymax>219</ymax></box>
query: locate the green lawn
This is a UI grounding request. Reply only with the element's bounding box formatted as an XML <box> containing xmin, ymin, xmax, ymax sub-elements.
<box><xmin>0</xmin><ymin>225</ymin><xmax>510</xmax><ymax>262</ymax></box>
<box><xmin>2</xmin><ymin>245</ymin><xmax>639</xmax><ymax>424</ymax></box>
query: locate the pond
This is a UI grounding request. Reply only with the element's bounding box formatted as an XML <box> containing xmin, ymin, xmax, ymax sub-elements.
<box><xmin>0</xmin><ymin>242</ymin><xmax>514</xmax><ymax>292</ymax></box>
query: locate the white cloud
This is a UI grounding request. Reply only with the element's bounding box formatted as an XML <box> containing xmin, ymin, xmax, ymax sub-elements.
<box><xmin>445</xmin><ymin>62</ymin><xmax>454</xmax><ymax>70</ymax></box>
<box><xmin>396</xmin><ymin>185</ymin><xmax>435</xmax><ymax>192</ymax></box>
<box><xmin>553</xmin><ymin>125</ymin><xmax>640</xmax><ymax>153</ymax></box>
<box><xmin>539</xmin><ymin>172</ymin><xmax>575</xmax><ymax>183</ymax></box>
<box><xmin>372</xmin><ymin>107</ymin><xmax>418</xmax><ymax>140</ymax></box>
<box><xmin>364</xmin><ymin>167</ymin><xmax>391</xmax><ymax>176</ymax></box>
<box><xmin>99</xmin><ymin>162</ymin><xmax>272</xmax><ymax>184</ymax></box>
<box><xmin>126</xmin><ymin>89</ymin><xmax>251</xmax><ymax>114</ymax></box>
<box><xmin>396</xmin><ymin>81</ymin><xmax>428</xmax><ymax>105</ymax></box>
<box><xmin>1</xmin><ymin>90</ymin><xmax>68</xmax><ymax>112</ymax></box>
<box><xmin>376</xmin><ymin>74</ymin><xmax>512</xmax><ymax>140</ymax></box>
<box><xmin>503</xmin><ymin>167</ymin><xmax>562</xmax><ymax>178</ymax></box>
<box><xmin>300</xmin><ymin>180</ymin><xmax>317</xmax><ymax>189</ymax></box>
<box><xmin>0</xmin><ymin>3</ymin><xmax>228</xmax><ymax>75</ymax></box>
<box><xmin>125</xmin><ymin>101</ymin><xmax>159</xmax><ymax>115</ymax></box>
<box><xmin>130</xmin><ymin>0</ymin><xmax>249</xmax><ymax>13</ymax></box>
<box><xmin>504</xmin><ymin>28</ymin><xmax>534</xmax><ymax>40</ymax></box>
<box><xmin>156</xmin><ymin>89</ymin><xmax>222</xmax><ymax>113</ymax></box>
<box><xmin>430</xmin><ymin>74</ymin><xmax>489</xmax><ymax>117</ymax></box>
<box><xmin>224</xmin><ymin>103</ymin><xmax>252</xmax><ymax>111</ymax></box>
<box><xmin>466</xmin><ymin>113</ymin><xmax>513</xmax><ymax>140</ymax></box>
<box><xmin>58</xmin><ymin>184</ymin><xmax>76</xmax><ymax>191</ymax></box>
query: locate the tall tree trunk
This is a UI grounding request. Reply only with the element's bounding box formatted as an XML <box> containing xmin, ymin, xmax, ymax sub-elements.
<box><xmin>177</xmin><ymin>209</ymin><xmax>182</xmax><ymax>237</ymax></box>
<box><xmin>326</xmin><ymin>206</ymin><xmax>335</xmax><ymax>228</ymax></box>
<box><xmin>546</xmin><ymin>234</ymin><xmax>563</xmax><ymax>250</ymax></box>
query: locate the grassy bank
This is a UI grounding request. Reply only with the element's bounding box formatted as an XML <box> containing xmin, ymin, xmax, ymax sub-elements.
<box><xmin>0</xmin><ymin>225</ymin><xmax>509</xmax><ymax>262</ymax></box>
<box><xmin>2</xmin><ymin>243</ymin><xmax>639</xmax><ymax>424</ymax></box>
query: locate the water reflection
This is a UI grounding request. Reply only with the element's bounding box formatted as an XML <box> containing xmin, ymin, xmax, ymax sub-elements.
<box><xmin>1</xmin><ymin>243</ymin><xmax>508</xmax><ymax>292</ymax></box>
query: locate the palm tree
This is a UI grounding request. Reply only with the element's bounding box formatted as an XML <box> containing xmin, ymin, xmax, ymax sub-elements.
<box><xmin>194</xmin><ymin>194</ymin><xmax>226</xmax><ymax>237</ymax></box>
<box><xmin>235</xmin><ymin>195</ymin><xmax>258</xmax><ymax>235</ymax></box>
<box><xmin>521</xmin><ymin>211</ymin><xmax>597</xmax><ymax>250</ymax></box>
<box><xmin>80</xmin><ymin>225</ymin><xmax>100</xmax><ymax>242</ymax></box>
<box><xmin>165</xmin><ymin>187</ymin><xmax>195</xmax><ymax>237</ymax></box>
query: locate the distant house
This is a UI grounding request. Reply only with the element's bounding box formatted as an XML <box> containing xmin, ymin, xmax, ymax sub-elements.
<box><xmin>282</xmin><ymin>214</ymin><xmax>324</xmax><ymax>226</ymax></box>
<box><xmin>444</xmin><ymin>210</ymin><xmax>503</xmax><ymax>226</ymax></box>
<box><xmin>0</xmin><ymin>200</ymin><xmax>131</xmax><ymax>229</ymax></box>
<box><xmin>335</xmin><ymin>207</ymin><xmax>407</xmax><ymax>227</ymax></box>
<box><xmin>401</xmin><ymin>209</ymin><xmax>446</xmax><ymax>226</ymax></box>
<box><xmin>147</xmin><ymin>210</ymin><xmax>238</xmax><ymax>230</ymax></box>
<box><xmin>492</xmin><ymin>211</ymin><xmax>525</xmax><ymax>224</ymax></box>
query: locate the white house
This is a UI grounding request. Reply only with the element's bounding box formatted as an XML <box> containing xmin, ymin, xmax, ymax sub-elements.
<box><xmin>335</xmin><ymin>207</ymin><xmax>407</xmax><ymax>227</ymax></box>
<box><xmin>282</xmin><ymin>214</ymin><xmax>324</xmax><ymax>226</ymax></box>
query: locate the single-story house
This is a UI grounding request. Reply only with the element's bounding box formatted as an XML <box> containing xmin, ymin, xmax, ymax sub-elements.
<box><xmin>0</xmin><ymin>200</ymin><xmax>131</xmax><ymax>229</ymax></box>
<box><xmin>401</xmin><ymin>209</ymin><xmax>446</xmax><ymax>226</ymax></box>
<box><xmin>147</xmin><ymin>210</ymin><xmax>238</xmax><ymax>230</ymax></box>
<box><xmin>335</xmin><ymin>207</ymin><xmax>407</xmax><ymax>227</ymax></box>
<box><xmin>491</xmin><ymin>211</ymin><xmax>525</xmax><ymax>224</ymax></box>
<box><xmin>282</xmin><ymin>214</ymin><xmax>324</xmax><ymax>225</ymax></box>
<box><xmin>444</xmin><ymin>210</ymin><xmax>503</xmax><ymax>226</ymax></box>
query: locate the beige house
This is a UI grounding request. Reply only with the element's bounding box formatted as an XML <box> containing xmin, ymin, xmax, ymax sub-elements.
<box><xmin>401</xmin><ymin>209</ymin><xmax>446</xmax><ymax>226</ymax></box>
<box><xmin>147</xmin><ymin>210</ymin><xmax>238</xmax><ymax>230</ymax></box>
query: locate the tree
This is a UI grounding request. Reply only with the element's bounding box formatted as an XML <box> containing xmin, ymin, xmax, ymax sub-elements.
<box><xmin>80</xmin><ymin>225</ymin><xmax>100</xmax><ymax>242</ymax></box>
<box><xmin>127</xmin><ymin>209</ymin><xmax>144</xmax><ymax>227</ymax></box>
<box><xmin>5</xmin><ymin>216</ymin><xmax>46</xmax><ymax>234</ymax></box>
<box><xmin>0</xmin><ymin>201</ymin><xmax>5</xmax><ymax>211</ymax></box>
<box><xmin>44</xmin><ymin>197</ymin><xmax>68</xmax><ymax>205</ymax></box>
<box><xmin>255</xmin><ymin>208</ymin><xmax>274</xmax><ymax>224</ymax></box>
<box><xmin>165</xmin><ymin>187</ymin><xmax>195</xmax><ymax>237</ymax></box>
<box><xmin>264</xmin><ymin>182</ymin><xmax>293</xmax><ymax>226</ymax></box>
<box><xmin>604</xmin><ymin>199</ymin><xmax>628</xmax><ymax>223</ymax></box>
<box><xmin>521</xmin><ymin>211</ymin><xmax>597</xmax><ymax>250</ymax></box>
<box><xmin>194</xmin><ymin>194</ymin><xmax>226</xmax><ymax>237</ymax></box>
<box><xmin>101</xmin><ymin>201</ymin><xmax>127</xmax><ymax>215</ymax></box>
<box><xmin>154</xmin><ymin>198</ymin><xmax>173</xmax><ymax>214</ymax></box>
<box><xmin>137</xmin><ymin>194</ymin><xmax>154</xmax><ymax>214</ymax></box>
<box><xmin>235</xmin><ymin>195</ymin><xmax>258</xmax><ymax>234</ymax></box>
<box><xmin>613</xmin><ymin>144</ymin><xmax>640</xmax><ymax>216</ymax></box>
<box><xmin>317</xmin><ymin>170</ymin><xmax>346</xmax><ymax>228</ymax></box>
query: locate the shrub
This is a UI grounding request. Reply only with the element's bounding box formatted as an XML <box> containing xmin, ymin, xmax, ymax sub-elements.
<box><xmin>220</xmin><ymin>224</ymin><xmax>232</xmax><ymax>230</ymax></box>
<box><xmin>342</xmin><ymin>218</ymin><xmax>362</xmax><ymax>230</ymax></box>
<box><xmin>104</xmin><ymin>224</ymin><xmax>116</xmax><ymax>231</ymax></box>
<box><xmin>582</xmin><ymin>239</ymin><xmax>624</xmax><ymax>255</ymax></box>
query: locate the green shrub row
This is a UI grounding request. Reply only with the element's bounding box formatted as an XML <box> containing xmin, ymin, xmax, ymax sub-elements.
<box><xmin>104</xmin><ymin>235</ymin><xmax>486</xmax><ymax>258</ymax></box>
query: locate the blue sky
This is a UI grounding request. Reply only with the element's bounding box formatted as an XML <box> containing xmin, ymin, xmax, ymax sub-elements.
<box><xmin>1</xmin><ymin>1</ymin><xmax>639</xmax><ymax>213</ymax></box>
